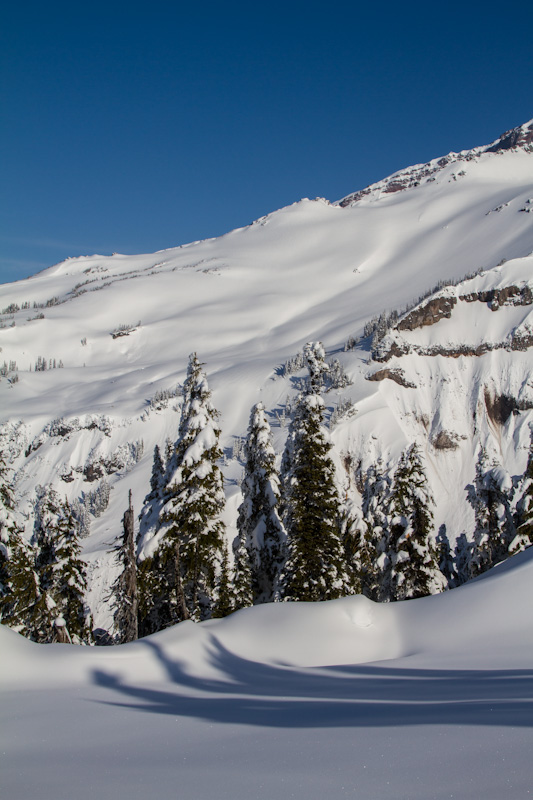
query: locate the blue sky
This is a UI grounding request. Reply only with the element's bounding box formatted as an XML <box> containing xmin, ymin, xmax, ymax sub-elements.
<box><xmin>1</xmin><ymin>0</ymin><xmax>532</xmax><ymax>284</ymax></box>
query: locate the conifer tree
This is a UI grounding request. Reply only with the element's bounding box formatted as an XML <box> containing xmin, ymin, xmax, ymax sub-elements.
<box><xmin>32</xmin><ymin>486</ymin><xmax>91</xmax><ymax>643</ymax></box>
<box><xmin>212</xmin><ymin>542</ymin><xmax>234</xmax><ymax>618</ymax></box>
<box><xmin>468</xmin><ymin>449</ymin><xmax>515</xmax><ymax>576</ymax></box>
<box><xmin>109</xmin><ymin>490</ymin><xmax>138</xmax><ymax>643</ymax></box>
<box><xmin>303</xmin><ymin>341</ymin><xmax>328</xmax><ymax>394</ymax></box>
<box><xmin>509</xmin><ymin>435</ymin><xmax>533</xmax><ymax>555</ymax></box>
<box><xmin>361</xmin><ymin>458</ymin><xmax>394</xmax><ymax>601</ymax></box>
<box><xmin>388</xmin><ymin>444</ymin><xmax>446</xmax><ymax>600</ymax></box>
<box><xmin>279</xmin><ymin>393</ymin><xmax>353</xmax><ymax>601</ymax></box>
<box><xmin>236</xmin><ymin>402</ymin><xmax>285</xmax><ymax>604</ymax></box>
<box><xmin>139</xmin><ymin>353</ymin><xmax>226</xmax><ymax>627</ymax></box>
<box><xmin>0</xmin><ymin>449</ymin><xmax>42</xmax><ymax>637</ymax></box>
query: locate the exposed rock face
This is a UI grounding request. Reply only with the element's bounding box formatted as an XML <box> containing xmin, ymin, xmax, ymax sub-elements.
<box><xmin>431</xmin><ymin>431</ymin><xmax>461</xmax><ymax>451</ymax></box>
<box><xmin>485</xmin><ymin>122</ymin><xmax>533</xmax><ymax>153</ymax></box>
<box><xmin>460</xmin><ymin>285</ymin><xmax>533</xmax><ymax>310</ymax></box>
<box><xmin>484</xmin><ymin>391</ymin><xmax>518</xmax><ymax>426</ymax></box>
<box><xmin>367</xmin><ymin>368</ymin><xmax>416</xmax><ymax>388</ymax></box>
<box><xmin>398</xmin><ymin>296</ymin><xmax>457</xmax><ymax>331</ymax></box>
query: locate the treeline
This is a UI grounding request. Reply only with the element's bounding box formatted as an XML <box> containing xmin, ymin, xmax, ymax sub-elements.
<box><xmin>1</xmin><ymin>343</ymin><xmax>533</xmax><ymax>645</ymax></box>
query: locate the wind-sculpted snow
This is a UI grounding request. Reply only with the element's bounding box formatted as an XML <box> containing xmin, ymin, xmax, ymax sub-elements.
<box><xmin>2</xmin><ymin>548</ymin><xmax>533</xmax><ymax>799</ymax></box>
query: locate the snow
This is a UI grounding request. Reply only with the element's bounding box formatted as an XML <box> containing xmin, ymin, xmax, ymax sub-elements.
<box><xmin>2</xmin><ymin>548</ymin><xmax>533</xmax><ymax>799</ymax></box>
<box><xmin>1</xmin><ymin>124</ymin><xmax>533</xmax><ymax>797</ymax></box>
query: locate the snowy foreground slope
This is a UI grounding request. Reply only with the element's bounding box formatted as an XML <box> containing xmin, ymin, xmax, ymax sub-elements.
<box><xmin>2</xmin><ymin>548</ymin><xmax>533</xmax><ymax>800</ymax></box>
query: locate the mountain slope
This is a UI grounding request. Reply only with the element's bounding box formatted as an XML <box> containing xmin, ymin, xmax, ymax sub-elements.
<box><xmin>1</xmin><ymin>120</ymin><xmax>533</xmax><ymax>627</ymax></box>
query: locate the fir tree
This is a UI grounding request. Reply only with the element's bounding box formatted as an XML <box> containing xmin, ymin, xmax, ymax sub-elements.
<box><xmin>236</xmin><ymin>402</ymin><xmax>285</xmax><ymax>604</ymax></box>
<box><xmin>139</xmin><ymin>353</ymin><xmax>226</xmax><ymax>627</ymax></box>
<box><xmin>108</xmin><ymin>490</ymin><xmax>138</xmax><ymax>643</ymax></box>
<box><xmin>212</xmin><ymin>542</ymin><xmax>234</xmax><ymax>618</ymax></box>
<box><xmin>468</xmin><ymin>449</ymin><xmax>515</xmax><ymax>576</ymax></box>
<box><xmin>361</xmin><ymin>458</ymin><xmax>394</xmax><ymax>601</ymax></box>
<box><xmin>150</xmin><ymin>445</ymin><xmax>165</xmax><ymax>494</ymax></box>
<box><xmin>303</xmin><ymin>341</ymin><xmax>328</xmax><ymax>394</ymax></box>
<box><xmin>388</xmin><ymin>444</ymin><xmax>446</xmax><ymax>600</ymax></box>
<box><xmin>32</xmin><ymin>486</ymin><xmax>91</xmax><ymax>643</ymax></box>
<box><xmin>509</xmin><ymin>435</ymin><xmax>533</xmax><ymax>555</ymax></box>
<box><xmin>0</xmin><ymin>449</ymin><xmax>43</xmax><ymax>637</ymax></box>
<box><xmin>279</xmin><ymin>394</ymin><xmax>353</xmax><ymax>602</ymax></box>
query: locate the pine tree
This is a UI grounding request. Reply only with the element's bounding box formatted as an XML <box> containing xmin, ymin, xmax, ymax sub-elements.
<box><xmin>212</xmin><ymin>542</ymin><xmax>234</xmax><ymax>618</ymax></box>
<box><xmin>279</xmin><ymin>394</ymin><xmax>353</xmax><ymax>602</ymax></box>
<box><xmin>108</xmin><ymin>490</ymin><xmax>138</xmax><ymax>643</ymax></box>
<box><xmin>303</xmin><ymin>341</ymin><xmax>328</xmax><ymax>394</ymax></box>
<box><xmin>53</xmin><ymin>499</ymin><xmax>92</xmax><ymax>643</ymax></box>
<box><xmin>468</xmin><ymin>449</ymin><xmax>515</xmax><ymax>576</ymax></box>
<box><xmin>388</xmin><ymin>444</ymin><xmax>446</xmax><ymax>600</ymax></box>
<box><xmin>32</xmin><ymin>486</ymin><xmax>91</xmax><ymax>643</ymax></box>
<box><xmin>509</xmin><ymin>435</ymin><xmax>533</xmax><ymax>555</ymax></box>
<box><xmin>236</xmin><ymin>402</ymin><xmax>285</xmax><ymax>605</ymax></box>
<box><xmin>139</xmin><ymin>353</ymin><xmax>226</xmax><ymax>627</ymax></box>
<box><xmin>361</xmin><ymin>458</ymin><xmax>394</xmax><ymax>601</ymax></box>
<box><xmin>150</xmin><ymin>445</ymin><xmax>165</xmax><ymax>494</ymax></box>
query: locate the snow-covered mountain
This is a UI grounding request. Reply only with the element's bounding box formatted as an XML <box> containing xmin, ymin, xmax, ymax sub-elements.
<box><xmin>1</xmin><ymin>119</ymin><xmax>533</xmax><ymax>627</ymax></box>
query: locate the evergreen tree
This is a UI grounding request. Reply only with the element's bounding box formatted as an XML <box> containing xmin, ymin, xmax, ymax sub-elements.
<box><xmin>361</xmin><ymin>458</ymin><xmax>394</xmax><ymax>601</ymax></box>
<box><xmin>279</xmin><ymin>393</ymin><xmax>353</xmax><ymax>602</ymax></box>
<box><xmin>468</xmin><ymin>449</ymin><xmax>515</xmax><ymax>576</ymax></box>
<box><xmin>150</xmin><ymin>445</ymin><xmax>165</xmax><ymax>494</ymax></box>
<box><xmin>387</xmin><ymin>444</ymin><xmax>446</xmax><ymax>600</ymax></box>
<box><xmin>32</xmin><ymin>486</ymin><xmax>91</xmax><ymax>643</ymax></box>
<box><xmin>236</xmin><ymin>402</ymin><xmax>285</xmax><ymax>604</ymax></box>
<box><xmin>436</xmin><ymin>524</ymin><xmax>457</xmax><ymax>588</ymax></box>
<box><xmin>212</xmin><ymin>542</ymin><xmax>234</xmax><ymax>618</ymax></box>
<box><xmin>510</xmin><ymin>435</ymin><xmax>533</xmax><ymax>555</ymax></box>
<box><xmin>0</xmin><ymin>449</ymin><xmax>43</xmax><ymax>637</ymax></box>
<box><xmin>108</xmin><ymin>490</ymin><xmax>138</xmax><ymax>643</ymax></box>
<box><xmin>303</xmin><ymin>341</ymin><xmax>328</xmax><ymax>394</ymax></box>
<box><xmin>232</xmin><ymin>531</ymin><xmax>254</xmax><ymax>609</ymax></box>
<box><xmin>139</xmin><ymin>353</ymin><xmax>226</xmax><ymax>627</ymax></box>
<box><xmin>453</xmin><ymin>532</ymin><xmax>473</xmax><ymax>586</ymax></box>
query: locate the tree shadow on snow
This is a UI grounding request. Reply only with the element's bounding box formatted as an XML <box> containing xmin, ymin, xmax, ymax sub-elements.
<box><xmin>91</xmin><ymin>636</ymin><xmax>533</xmax><ymax>729</ymax></box>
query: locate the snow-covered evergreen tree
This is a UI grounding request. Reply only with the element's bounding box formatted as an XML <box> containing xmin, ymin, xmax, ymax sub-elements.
<box><xmin>279</xmin><ymin>393</ymin><xmax>353</xmax><ymax>602</ymax></box>
<box><xmin>453</xmin><ymin>532</ymin><xmax>473</xmax><ymax>586</ymax></box>
<box><xmin>0</xmin><ymin>449</ymin><xmax>42</xmax><ymax>637</ymax></box>
<box><xmin>387</xmin><ymin>444</ymin><xmax>446</xmax><ymax>600</ymax></box>
<box><xmin>361</xmin><ymin>458</ymin><xmax>394</xmax><ymax>601</ymax></box>
<box><xmin>303</xmin><ymin>341</ymin><xmax>328</xmax><ymax>394</ymax></box>
<box><xmin>509</xmin><ymin>436</ymin><xmax>533</xmax><ymax>555</ymax></box>
<box><xmin>212</xmin><ymin>542</ymin><xmax>234</xmax><ymax>618</ymax></box>
<box><xmin>235</xmin><ymin>402</ymin><xmax>285</xmax><ymax>604</ymax></box>
<box><xmin>436</xmin><ymin>524</ymin><xmax>457</xmax><ymax>588</ymax></box>
<box><xmin>150</xmin><ymin>445</ymin><xmax>165</xmax><ymax>494</ymax></box>
<box><xmin>108</xmin><ymin>490</ymin><xmax>138</xmax><ymax>643</ymax></box>
<box><xmin>468</xmin><ymin>449</ymin><xmax>515</xmax><ymax>577</ymax></box>
<box><xmin>139</xmin><ymin>353</ymin><xmax>226</xmax><ymax>628</ymax></box>
<box><xmin>32</xmin><ymin>486</ymin><xmax>91</xmax><ymax>643</ymax></box>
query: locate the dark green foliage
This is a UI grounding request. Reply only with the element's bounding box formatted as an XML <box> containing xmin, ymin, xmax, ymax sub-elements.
<box><xmin>108</xmin><ymin>490</ymin><xmax>138</xmax><ymax>643</ymax></box>
<box><xmin>279</xmin><ymin>394</ymin><xmax>353</xmax><ymax>602</ymax></box>
<box><xmin>138</xmin><ymin>353</ymin><xmax>225</xmax><ymax>630</ymax></box>
<box><xmin>388</xmin><ymin>444</ymin><xmax>445</xmax><ymax>600</ymax></box>
<box><xmin>361</xmin><ymin>459</ymin><xmax>393</xmax><ymax>601</ymax></box>
<box><xmin>32</xmin><ymin>486</ymin><xmax>92</xmax><ymax>643</ymax></box>
<box><xmin>468</xmin><ymin>449</ymin><xmax>515</xmax><ymax>577</ymax></box>
<box><xmin>235</xmin><ymin>402</ymin><xmax>285</xmax><ymax>606</ymax></box>
<box><xmin>510</xmin><ymin>435</ymin><xmax>533</xmax><ymax>555</ymax></box>
<box><xmin>212</xmin><ymin>542</ymin><xmax>234</xmax><ymax>618</ymax></box>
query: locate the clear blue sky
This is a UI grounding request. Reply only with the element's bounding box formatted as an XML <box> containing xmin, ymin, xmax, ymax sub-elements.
<box><xmin>1</xmin><ymin>0</ymin><xmax>532</xmax><ymax>284</ymax></box>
